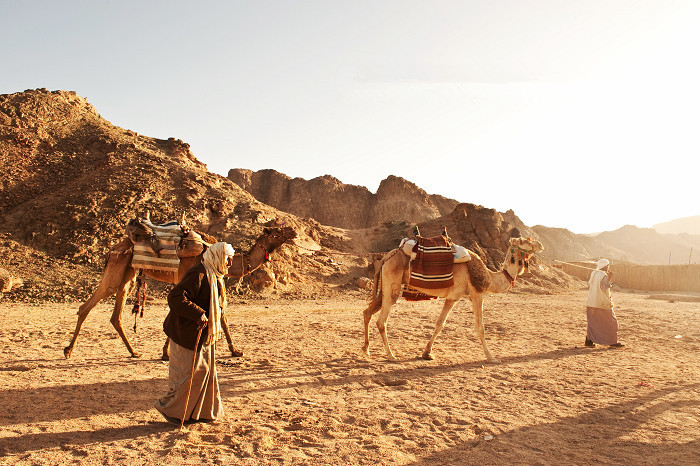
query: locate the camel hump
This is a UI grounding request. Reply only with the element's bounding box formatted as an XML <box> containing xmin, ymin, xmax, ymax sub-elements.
<box><xmin>177</xmin><ymin>230</ymin><xmax>211</xmax><ymax>257</ymax></box>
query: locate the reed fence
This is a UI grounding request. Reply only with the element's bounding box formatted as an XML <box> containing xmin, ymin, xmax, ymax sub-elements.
<box><xmin>557</xmin><ymin>261</ymin><xmax>700</xmax><ymax>292</ymax></box>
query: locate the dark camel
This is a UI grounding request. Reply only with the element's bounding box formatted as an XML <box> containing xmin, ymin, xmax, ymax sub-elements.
<box><xmin>64</xmin><ymin>226</ymin><xmax>297</xmax><ymax>359</ymax></box>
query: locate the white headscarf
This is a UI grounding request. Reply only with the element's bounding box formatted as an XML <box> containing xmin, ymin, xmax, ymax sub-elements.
<box><xmin>596</xmin><ymin>258</ymin><xmax>610</xmax><ymax>270</ymax></box>
<box><xmin>201</xmin><ymin>242</ymin><xmax>235</xmax><ymax>345</ymax></box>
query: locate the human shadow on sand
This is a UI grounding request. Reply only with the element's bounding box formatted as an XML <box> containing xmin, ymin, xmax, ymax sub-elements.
<box><xmin>0</xmin><ymin>345</ymin><xmax>590</xmax><ymax>427</ymax></box>
<box><xmin>408</xmin><ymin>382</ymin><xmax>700</xmax><ymax>465</ymax></box>
<box><xmin>0</xmin><ymin>421</ymin><xmax>173</xmax><ymax>456</ymax></box>
<box><xmin>0</xmin><ymin>376</ymin><xmax>166</xmax><ymax>426</ymax></box>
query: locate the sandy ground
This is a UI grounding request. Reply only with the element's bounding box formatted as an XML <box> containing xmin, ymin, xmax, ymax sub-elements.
<box><xmin>0</xmin><ymin>289</ymin><xmax>698</xmax><ymax>465</ymax></box>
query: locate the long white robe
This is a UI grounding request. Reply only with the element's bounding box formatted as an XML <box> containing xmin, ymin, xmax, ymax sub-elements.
<box><xmin>586</xmin><ymin>270</ymin><xmax>619</xmax><ymax>345</ymax></box>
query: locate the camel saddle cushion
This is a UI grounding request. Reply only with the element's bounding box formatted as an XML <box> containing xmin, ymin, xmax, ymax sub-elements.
<box><xmin>129</xmin><ymin>219</ymin><xmax>184</xmax><ymax>273</ymax></box>
<box><xmin>407</xmin><ymin>235</ymin><xmax>455</xmax><ymax>289</ymax></box>
<box><xmin>400</xmin><ymin>238</ymin><xmax>471</xmax><ymax>263</ymax></box>
<box><xmin>177</xmin><ymin>230</ymin><xmax>210</xmax><ymax>257</ymax></box>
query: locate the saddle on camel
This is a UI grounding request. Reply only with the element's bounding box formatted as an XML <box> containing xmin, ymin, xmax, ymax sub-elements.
<box><xmin>124</xmin><ymin>216</ymin><xmax>212</xmax><ymax>321</ymax></box>
<box><xmin>63</xmin><ymin>213</ymin><xmax>298</xmax><ymax>360</ymax></box>
<box><xmin>399</xmin><ymin>227</ymin><xmax>472</xmax><ymax>301</ymax></box>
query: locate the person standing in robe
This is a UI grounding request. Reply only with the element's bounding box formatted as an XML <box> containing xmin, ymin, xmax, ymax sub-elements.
<box><xmin>585</xmin><ymin>258</ymin><xmax>624</xmax><ymax>348</ymax></box>
<box><xmin>155</xmin><ymin>242</ymin><xmax>235</xmax><ymax>424</ymax></box>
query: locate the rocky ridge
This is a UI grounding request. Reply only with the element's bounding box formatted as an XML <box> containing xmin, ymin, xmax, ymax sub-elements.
<box><xmin>228</xmin><ymin>169</ymin><xmax>459</xmax><ymax>230</ymax></box>
<box><xmin>0</xmin><ymin>89</ymin><xmax>372</xmax><ymax>302</ymax></box>
<box><xmin>0</xmin><ymin>89</ymin><xmax>579</xmax><ymax>303</ymax></box>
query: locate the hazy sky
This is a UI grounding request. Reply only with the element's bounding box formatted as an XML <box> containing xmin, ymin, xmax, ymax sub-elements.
<box><xmin>2</xmin><ymin>0</ymin><xmax>698</xmax><ymax>233</ymax></box>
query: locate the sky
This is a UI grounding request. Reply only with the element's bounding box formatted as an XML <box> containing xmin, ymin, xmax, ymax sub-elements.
<box><xmin>2</xmin><ymin>0</ymin><xmax>699</xmax><ymax>234</ymax></box>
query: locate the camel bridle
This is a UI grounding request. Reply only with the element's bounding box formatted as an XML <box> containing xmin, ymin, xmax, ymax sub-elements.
<box><xmin>502</xmin><ymin>240</ymin><xmax>536</xmax><ymax>286</ymax></box>
<box><xmin>237</xmin><ymin>229</ymin><xmax>290</xmax><ymax>276</ymax></box>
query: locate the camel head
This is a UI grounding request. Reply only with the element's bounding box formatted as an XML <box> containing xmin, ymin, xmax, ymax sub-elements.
<box><xmin>503</xmin><ymin>236</ymin><xmax>545</xmax><ymax>279</ymax></box>
<box><xmin>510</xmin><ymin>236</ymin><xmax>544</xmax><ymax>254</ymax></box>
<box><xmin>258</xmin><ymin>225</ymin><xmax>298</xmax><ymax>253</ymax></box>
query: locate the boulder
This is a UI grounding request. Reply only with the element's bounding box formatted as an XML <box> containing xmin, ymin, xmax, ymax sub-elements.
<box><xmin>0</xmin><ymin>268</ymin><xmax>13</xmax><ymax>292</ymax></box>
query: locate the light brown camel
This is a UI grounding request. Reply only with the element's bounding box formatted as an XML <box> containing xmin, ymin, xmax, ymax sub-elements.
<box><xmin>362</xmin><ymin>236</ymin><xmax>544</xmax><ymax>363</ymax></box>
<box><xmin>64</xmin><ymin>226</ymin><xmax>297</xmax><ymax>360</ymax></box>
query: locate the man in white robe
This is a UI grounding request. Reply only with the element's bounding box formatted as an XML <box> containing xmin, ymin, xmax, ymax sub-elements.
<box><xmin>585</xmin><ymin>259</ymin><xmax>624</xmax><ymax>347</ymax></box>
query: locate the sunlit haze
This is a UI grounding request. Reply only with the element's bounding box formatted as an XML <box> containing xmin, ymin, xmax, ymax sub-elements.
<box><xmin>2</xmin><ymin>0</ymin><xmax>698</xmax><ymax>233</ymax></box>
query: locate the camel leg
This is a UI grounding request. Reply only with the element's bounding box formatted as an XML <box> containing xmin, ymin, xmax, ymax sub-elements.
<box><xmin>221</xmin><ymin>311</ymin><xmax>243</xmax><ymax>357</ymax></box>
<box><xmin>109</xmin><ymin>270</ymin><xmax>139</xmax><ymax>358</ymax></box>
<box><xmin>162</xmin><ymin>337</ymin><xmax>170</xmax><ymax>361</ymax></box>
<box><xmin>422</xmin><ymin>299</ymin><xmax>457</xmax><ymax>360</ymax></box>
<box><xmin>64</xmin><ymin>263</ymin><xmax>133</xmax><ymax>358</ymax></box>
<box><xmin>471</xmin><ymin>293</ymin><xmax>500</xmax><ymax>364</ymax></box>
<box><xmin>64</xmin><ymin>285</ymin><xmax>115</xmax><ymax>358</ymax></box>
<box><xmin>376</xmin><ymin>282</ymin><xmax>402</xmax><ymax>361</ymax></box>
<box><xmin>162</xmin><ymin>311</ymin><xmax>242</xmax><ymax>360</ymax></box>
<box><xmin>361</xmin><ymin>299</ymin><xmax>382</xmax><ymax>357</ymax></box>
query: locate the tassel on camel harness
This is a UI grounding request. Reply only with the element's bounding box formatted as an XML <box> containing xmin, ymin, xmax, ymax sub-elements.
<box><xmin>132</xmin><ymin>270</ymin><xmax>147</xmax><ymax>332</ymax></box>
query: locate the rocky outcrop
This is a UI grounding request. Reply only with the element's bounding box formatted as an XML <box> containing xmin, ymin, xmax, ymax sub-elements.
<box><xmin>228</xmin><ymin>169</ymin><xmax>459</xmax><ymax>229</ymax></box>
<box><xmin>229</xmin><ymin>169</ymin><xmax>374</xmax><ymax>229</ymax></box>
<box><xmin>0</xmin><ymin>89</ymin><xmax>348</xmax><ymax>301</ymax></box>
<box><xmin>416</xmin><ymin>203</ymin><xmax>522</xmax><ymax>270</ymax></box>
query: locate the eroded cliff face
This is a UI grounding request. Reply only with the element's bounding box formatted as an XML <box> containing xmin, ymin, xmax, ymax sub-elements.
<box><xmin>228</xmin><ymin>169</ymin><xmax>459</xmax><ymax>229</ymax></box>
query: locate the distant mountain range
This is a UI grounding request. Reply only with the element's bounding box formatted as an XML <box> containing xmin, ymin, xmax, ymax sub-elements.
<box><xmin>229</xmin><ymin>168</ymin><xmax>700</xmax><ymax>266</ymax></box>
<box><xmin>653</xmin><ymin>216</ymin><xmax>700</xmax><ymax>235</ymax></box>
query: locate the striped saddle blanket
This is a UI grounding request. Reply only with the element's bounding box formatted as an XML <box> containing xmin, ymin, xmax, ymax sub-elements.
<box><xmin>408</xmin><ymin>235</ymin><xmax>455</xmax><ymax>289</ymax></box>
<box><xmin>130</xmin><ymin>220</ymin><xmax>184</xmax><ymax>273</ymax></box>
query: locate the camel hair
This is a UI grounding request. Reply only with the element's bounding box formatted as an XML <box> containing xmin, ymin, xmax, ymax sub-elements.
<box><xmin>362</xmin><ymin>236</ymin><xmax>544</xmax><ymax>363</ymax></box>
<box><xmin>64</xmin><ymin>225</ymin><xmax>297</xmax><ymax>360</ymax></box>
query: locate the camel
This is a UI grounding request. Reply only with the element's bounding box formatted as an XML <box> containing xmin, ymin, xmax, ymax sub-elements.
<box><xmin>362</xmin><ymin>236</ymin><xmax>544</xmax><ymax>363</ymax></box>
<box><xmin>64</xmin><ymin>225</ymin><xmax>297</xmax><ymax>360</ymax></box>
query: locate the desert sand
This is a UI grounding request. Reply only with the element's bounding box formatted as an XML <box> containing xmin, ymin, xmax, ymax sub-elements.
<box><xmin>1</xmin><ymin>289</ymin><xmax>698</xmax><ymax>465</ymax></box>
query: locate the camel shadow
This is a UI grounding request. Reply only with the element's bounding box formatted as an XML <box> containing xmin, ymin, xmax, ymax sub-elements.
<box><xmin>216</xmin><ymin>345</ymin><xmax>593</xmax><ymax>398</ymax></box>
<box><xmin>0</xmin><ymin>345</ymin><xmax>598</xmax><ymax>429</ymax></box>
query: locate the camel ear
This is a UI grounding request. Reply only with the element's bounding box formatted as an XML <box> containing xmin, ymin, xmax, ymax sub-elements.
<box><xmin>263</xmin><ymin>227</ymin><xmax>271</xmax><ymax>235</ymax></box>
<box><xmin>180</xmin><ymin>212</ymin><xmax>186</xmax><ymax>226</ymax></box>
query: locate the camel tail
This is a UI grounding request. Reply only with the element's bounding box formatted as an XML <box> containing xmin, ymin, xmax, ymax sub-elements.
<box><xmin>366</xmin><ymin>267</ymin><xmax>382</xmax><ymax>312</ymax></box>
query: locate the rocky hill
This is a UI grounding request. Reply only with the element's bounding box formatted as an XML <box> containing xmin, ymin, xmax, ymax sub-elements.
<box><xmin>0</xmin><ymin>89</ymin><xmax>375</xmax><ymax>302</ymax></box>
<box><xmin>227</xmin><ymin>167</ymin><xmax>699</xmax><ymax>266</ymax></box>
<box><xmin>228</xmin><ymin>169</ymin><xmax>459</xmax><ymax>230</ymax></box>
<box><xmin>0</xmin><ymin>89</ymin><xmax>580</xmax><ymax>302</ymax></box>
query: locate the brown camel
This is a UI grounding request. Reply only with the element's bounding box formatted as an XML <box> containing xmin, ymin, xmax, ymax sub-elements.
<box><xmin>362</xmin><ymin>236</ymin><xmax>544</xmax><ymax>363</ymax></box>
<box><xmin>64</xmin><ymin>226</ymin><xmax>297</xmax><ymax>360</ymax></box>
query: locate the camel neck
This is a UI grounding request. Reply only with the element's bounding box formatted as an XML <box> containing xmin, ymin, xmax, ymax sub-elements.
<box><xmin>489</xmin><ymin>269</ymin><xmax>514</xmax><ymax>293</ymax></box>
<box><xmin>229</xmin><ymin>240</ymin><xmax>269</xmax><ymax>279</ymax></box>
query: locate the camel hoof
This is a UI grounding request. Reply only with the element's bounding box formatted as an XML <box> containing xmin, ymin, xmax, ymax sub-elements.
<box><xmin>161</xmin><ymin>354</ymin><xmax>169</xmax><ymax>361</ymax></box>
<box><xmin>230</xmin><ymin>348</ymin><xmax>244</xmax><ymax>358</ymax></box>
<box><xmin>421</xmin><ymin>352</ymin><xmax>435</xmax><ymax>361</ymax></box>
<box><xmin>63</xmin><ymin>347</ymin><xmax>72</xmax><ymax>359</ymax></box>
<box><xmin>486</xmin><ymin>358</ymin><xmax>501</xmax><ymax>364</ymax></box>
<box><xmin>129</xmin><ymin>352</ymin><xmax>141</xmax><ymax>359</ymax></box>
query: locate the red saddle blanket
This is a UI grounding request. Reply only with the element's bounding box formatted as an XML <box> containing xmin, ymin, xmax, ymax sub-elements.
<box><xmin>408</xmin><ymin>235</ymin><xmax>454</xmax><ymax>289</ymax></box>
